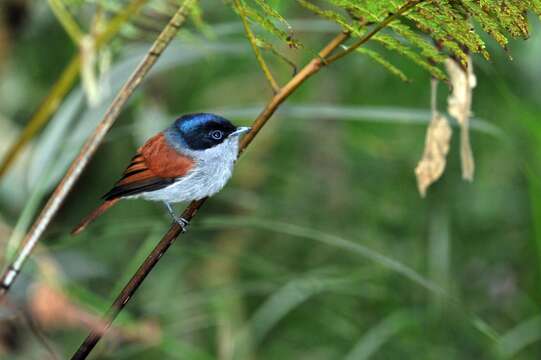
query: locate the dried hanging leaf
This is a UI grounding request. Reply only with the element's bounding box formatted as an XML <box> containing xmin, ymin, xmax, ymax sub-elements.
<box><xmin>445</xmin><ymin>56</ymin><xmax>477</xmax><ymax>181</ymax></box>
<box><xmin>415</xmin><ymin>113</ymin><xmax>452</xmax><ymax>197</ymax></box>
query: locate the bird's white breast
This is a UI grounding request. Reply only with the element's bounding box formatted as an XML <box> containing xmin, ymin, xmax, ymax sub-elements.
<box><xmin>137</xmin><ymin>137</ymin><xmax>240</xmax><ymax>203</ymax></box>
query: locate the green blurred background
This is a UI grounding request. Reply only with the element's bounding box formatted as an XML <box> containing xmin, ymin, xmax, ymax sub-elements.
<box><xmin>1</xmin><ymin>1</ymin><xmax>541</xmax><ymax>359</ymax></box>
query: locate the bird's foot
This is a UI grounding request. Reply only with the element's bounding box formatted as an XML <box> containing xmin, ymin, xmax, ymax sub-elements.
<box><xmin>174</xmin><ymin>216</ymin><xmax>190</xmax><ymax>233</ymax></box>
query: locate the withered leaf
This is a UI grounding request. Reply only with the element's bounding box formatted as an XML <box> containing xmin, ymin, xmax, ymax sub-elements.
<box><xmin>415</xmin><ymin>113</ymin><xmax>452</xmax><ymax>197</ymax></box>
<box><xmin>445</xmin><ymin>56</ymin><xmax>477</xmax><ymax>181</ymax></box>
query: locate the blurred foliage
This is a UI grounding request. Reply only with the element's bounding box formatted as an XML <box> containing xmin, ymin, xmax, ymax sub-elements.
<box><xmin>1</xmin><ymin>0</ymin><xmax>541</xmax><ymax>359</ymax></box>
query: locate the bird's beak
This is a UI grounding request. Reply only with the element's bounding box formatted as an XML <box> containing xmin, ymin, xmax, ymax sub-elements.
<box><xmin>231</xmin><ymin>127</ymin><xmax>251</xmax><ymax>137</ymax></box>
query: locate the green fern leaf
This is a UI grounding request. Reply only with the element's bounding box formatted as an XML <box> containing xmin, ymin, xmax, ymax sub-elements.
<box><xmin>296</xmin><ymin>0</ymin><xmax>363</xmax><ymax>36</ymax></box>
<box><xmin>241</xmin><ymin>2</ymin><xmax>302</xmax><ymax>48</ymax></box>
<box><xmin>389</xmin><ymin>22</ymin><xmax>447</xmax><ymax>63</ymax></box>
<box><xmin>252</xmin><ymin>0</ymin><xmax>292</xmax><ymax>29</ymax></box>
<box><xmin>406</xmin><ymin>9</ymin><xmax>469</xmax><ymax>65</ymax></box>
<box><xmin>459</xmin><ymin>0</ymin><xmax>509</xmax><ymax>49</ymax></box>
<box><xmin>417</xmin><ymin>2</ymin><xmax>490</xmax><ymax>60</ymax></box>
<box><xmin>491</xmin><ymin>1</ymin><xmax>529</xmax><ymax>38</ymax></box>
<box><xmin>373</xmin><ymin>33</ymin><xmax>446</xmax><ymax>80</ymax></box>
<box><xmin>356</xmin><ymin>47</ymin><xmax>409</xmax><ymax>82</ymax></box>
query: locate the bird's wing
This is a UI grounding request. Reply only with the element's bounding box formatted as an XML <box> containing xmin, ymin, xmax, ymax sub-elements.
<box><xmin>103</xmin><ymin>133</ymin><xmax>194</xmax><ymax>200</ymax></box>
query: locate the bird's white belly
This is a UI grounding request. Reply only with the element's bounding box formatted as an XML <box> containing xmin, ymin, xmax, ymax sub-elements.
<box><xmin>141</xmin><ymin>161</ymin><xmax>234</xmax><ymax>203</ymax></box>
<box><xmin>135</xmin><ymin>139</ymin><xmax>238</xmax><ymax>203</ymax></box>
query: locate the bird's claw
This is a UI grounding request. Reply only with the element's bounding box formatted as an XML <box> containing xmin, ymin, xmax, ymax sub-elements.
<box><xmin>175</xmin><ymin>216</ymin><xmax>190</xmax><ymax>232</ymax></box>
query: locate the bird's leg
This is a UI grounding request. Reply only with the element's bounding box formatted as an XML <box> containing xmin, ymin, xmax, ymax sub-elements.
<box><xmin>163</xmin><ymin>202</ymin><xmax>189</xmax><ymax>232</ymax></box>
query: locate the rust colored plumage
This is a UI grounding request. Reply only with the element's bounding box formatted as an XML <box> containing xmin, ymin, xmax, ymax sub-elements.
<box><xmin>104</xmin><ymin>133</ymin><xmax>194</xmax><ymax>200</ymax></box>
<box><xmin>71</xmin><ymin>133</ymin><xmax>194</xmax><ymax>235</ymax></box>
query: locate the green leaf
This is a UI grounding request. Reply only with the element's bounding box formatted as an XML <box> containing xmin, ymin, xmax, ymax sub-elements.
<box><xmin>373</xmin><ymin>33</ymin><xmax>446</xmax><ymax>80</ymax></box>
<box><xmin>356</xmin><ymin>47</ymin><xmax>409</xmax><ymax>82</ymax></box>
<box><xmin>389</xmin><ymin>22</ymin><xmax>447</xmax><ymax>63</ymax></box>
<box><xmin>241</xmin><ymin>2</ymin><xmax>302</xmax><ymax>47</ymax></box>
<box><xmin>296</xmin><ymin>0</ymin><xmax>364</xmax><ymax>36</ymax></box>
<box><xmin>406</xmin><ymin>9</ymin><xmax>469</xmax><ymax>65</ymax></box>
<box><xmin>459</xmin><ymin>0</ymin><xmax>509</xmax><ymax>49</ymax></box>
<box><xmin>252</xmin><ymin>0</ymin><xmax>292</xmax><ymax>29</ymax></box>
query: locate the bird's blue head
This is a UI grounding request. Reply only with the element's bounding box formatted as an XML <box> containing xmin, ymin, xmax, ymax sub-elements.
<box><xmin>166</xmin><ymin>113</ymin><xmax>250</xmax><ymax>151</ymax></box>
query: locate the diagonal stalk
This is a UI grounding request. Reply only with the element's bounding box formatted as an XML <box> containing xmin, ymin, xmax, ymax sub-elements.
<box><xmin>69</xmin><ymin>30</ymin><xmax>351</xmax><ymax>360</ymax></box>
<box><xmin>0</xmin><ymin>0</ymin><xmax>197</xmax><ymax>297</ymax></box>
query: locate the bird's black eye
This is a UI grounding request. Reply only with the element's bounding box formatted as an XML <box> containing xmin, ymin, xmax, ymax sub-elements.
<box><xmin>210</xmin><ymin>130</ymin><xmax>223</xmax><ymax>140</ymax></box>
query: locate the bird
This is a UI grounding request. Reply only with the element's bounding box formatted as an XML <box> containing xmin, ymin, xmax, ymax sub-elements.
<box><xmin>71</xmin><ymin>113</ymin><xmax>250</xmax><ymax>235</ymax></box>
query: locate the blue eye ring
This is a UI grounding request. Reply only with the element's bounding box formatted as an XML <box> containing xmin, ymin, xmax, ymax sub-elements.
<box><xmin>210</xmin><ymin>130</ymin><xmax>223</xmax><ymax>140</ymax></box>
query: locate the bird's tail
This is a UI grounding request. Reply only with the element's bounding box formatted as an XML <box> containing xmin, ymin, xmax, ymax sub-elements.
<box><xmin>71</xmin><ymin>199</ymin><xmax>119</xmax><ymax>235</ymax></box>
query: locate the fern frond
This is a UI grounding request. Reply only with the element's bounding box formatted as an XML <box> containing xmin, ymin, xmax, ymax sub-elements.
<box><xmin>356</xmin><ymin>47</ymin><xmax>409</xmax><ymax>82</ymax></box>
<box><xmin>242</xmin><ymin>3</ymin><xmax>302</xmax><ymax>48</ymax></box>
<box><xmin>405</xmin><ymin>9</ymin><xmax>469</xmax><ymax>65</ymax></box>
<box><xmin>373</xmin><ymin>33</ymin><xmax>446</xmax><ymax>80</ymax></box>
<box><xmin>459</xmin><ymin>0</ymin><xmax>509</xmax><ymax>49</ymax></box>
<box><xmin>417</xmin><ymin>1</ymin><xmax>490</xmax><ymax>60</ymax></box>
<box><xmin>229</xmin><ymin>0</ymin><xmax>541</xmax><ymax>81</ymax></box>
<box><xmin>388</xmin><ymin>22</ymin><xmax>446</xmax><ymax>63</ymax></box>
<box><xmin>252</xmin><ymin>0</ymin><xmax>292</xmax><ymax>29</ymax></box>
<box><xmin>296</xmin><ymin>0</ymin><xmax>363</xmax><ymax>35</ymax></box>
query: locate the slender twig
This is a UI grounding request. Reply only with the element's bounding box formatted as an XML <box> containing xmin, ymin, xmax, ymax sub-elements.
<box><xmin>325</xmin><ymin>0</ymin><xmax>426</xmax><ymax>65</ymax></box>
<box><xmin>0</xmin><ymin>0</ymin><xmax>197</xmax><ymax>297</ymax></box>
<box><xmin>234</xmin><ymin>0</ymin><xmax>281</xmax><ymax>93</ymax></box>
<box><xmin>48</xmin><ymin>0</ymin><xmax>85</xmax><ymax>44</ymax></box>
<box><xmin>69</xmin><ymin>30</ymin><xmax>351</xmax><ymax>360</ymax></box>
<box><xmin>0</xmin><ymin>0</ymin><xmax>149</xmax><ymax>178</ymax></box>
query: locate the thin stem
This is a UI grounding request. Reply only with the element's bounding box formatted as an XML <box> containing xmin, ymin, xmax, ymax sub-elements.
<box><xmin>47</xmin><ymin>0</ymin><xmax>85</xmax><ymax>44</ymax></box>
<box><xmin>325</xmin><ymin>0</ymin><xmax>426</xmax><ymax>65</ymax></box>
<box><xmin>234</xmin><ymin>0</ymin><xmax>281</xmax><ymax>93</ymax></box>
<box><xmin>0</xmin><ymin>0</ymin><xmax>149</xmax><ymax>178</ymax></box>
<box><xmin>69</xmin><ymin>30</ymin><xmax>350</xmax><ymax>360</ymax></box>
<box><xmin>0</xmin><ymin>0</ymin><xmax>196</xmax><ymax>297</ymax></box>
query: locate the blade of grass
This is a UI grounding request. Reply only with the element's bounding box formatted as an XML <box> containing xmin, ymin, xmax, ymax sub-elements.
<box><xmin>497</xmin><ymin>315</ymin><xmax>541</xmax><ymax>358</ymax></box>
<box><xmin>203</xmin><ymin>216</ymin><xmax>444</xmax><ymax>295</ymax></box>
<box><xmin>201</xmin><ymin>216</ymin><xmax>502</xmax><ymax>344</ymax></box>
<box><xmin>246</xmin><ymin>275</ymin><xmax>367</xmax><ymax>344</ymax></box>
<box><xmin>343</xmin><ymin>310</ymin><xmax>416</xmax><ymax>360</ymax></box>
